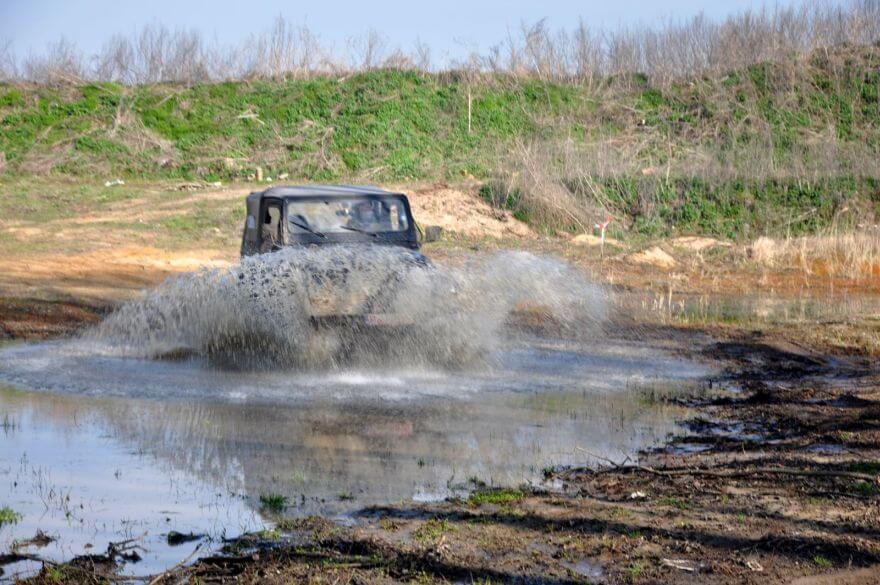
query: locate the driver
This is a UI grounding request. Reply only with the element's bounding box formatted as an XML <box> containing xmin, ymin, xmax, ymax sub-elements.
<box><xmin>348</xmin><ymin>201</ymin><xmax>384</xmax><ymax>231</ymax></box>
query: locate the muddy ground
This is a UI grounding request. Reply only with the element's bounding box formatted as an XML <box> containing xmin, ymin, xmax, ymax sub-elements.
<box><xmin>7</xmin><ymin>312</ymin><xmax>879</xmax><ymax>584</ymax></box>
<box><xmin>2</xmin><ymin>182</ymin><xmax>879</xmax><ymax>584</ymax></box>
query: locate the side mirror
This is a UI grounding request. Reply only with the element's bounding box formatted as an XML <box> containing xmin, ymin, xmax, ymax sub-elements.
<box><xmin>421</xmin><ymin>224</ymin><xmax>443</xmax><ymax>244</ymax></box>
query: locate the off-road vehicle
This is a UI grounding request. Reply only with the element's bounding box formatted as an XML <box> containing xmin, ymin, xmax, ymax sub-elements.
<box><xmin>239</xmin><ymin>185</ymin><xmax>431</xmax><ymax>331</ymax></box>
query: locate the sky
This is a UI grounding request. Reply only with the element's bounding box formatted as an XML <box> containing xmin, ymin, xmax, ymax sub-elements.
<box><xmin>1</xmin><ymin>0</ymin><xmax>803</xmax><ymax>62</ymax></box>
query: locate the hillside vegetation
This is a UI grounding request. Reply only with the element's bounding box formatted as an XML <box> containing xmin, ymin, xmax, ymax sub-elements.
<box><xmin>1</xmin><ymin>44</ymin><xmax>879</xmax><ymax>239</ymax></box>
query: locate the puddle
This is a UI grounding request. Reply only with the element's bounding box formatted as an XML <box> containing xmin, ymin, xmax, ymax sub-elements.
<box><xmin>0</xmin><ymin>391</ymin><xmax>261</xmax><ymax>580</ymax></box>
<box><xmin>0</xmin><ymin>336</ymin><xmax>709</xmax><ymax>577</ymax></box>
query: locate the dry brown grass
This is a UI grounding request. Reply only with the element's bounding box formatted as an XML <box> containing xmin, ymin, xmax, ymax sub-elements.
<box><xmin>750</xmin><ymin>230</ymin><xmax>880</xmax><ymax>280</ymax></box>
<box><xmin>487</xmin><ymin>141</ymin><xmax>603</xmax><ymax>233</ymax></box>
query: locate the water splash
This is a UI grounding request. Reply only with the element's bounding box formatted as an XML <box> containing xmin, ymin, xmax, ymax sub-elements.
<box><xmin>84</xmin><ymin>246</ymin><xmax>606</xmax><ymax>368</ymax></box>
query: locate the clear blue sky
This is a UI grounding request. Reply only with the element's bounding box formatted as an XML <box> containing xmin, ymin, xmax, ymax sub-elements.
<box><xmin>1</xmin><ymin>0</ymin><xmax>803</xmax><ymax>61</ymax></box>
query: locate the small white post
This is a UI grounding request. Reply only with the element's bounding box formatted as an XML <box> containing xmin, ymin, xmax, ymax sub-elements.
<box><xmin>594</xmin><ymin>216</ymin><xmax>613</xmax><ymax>259</ymax></box>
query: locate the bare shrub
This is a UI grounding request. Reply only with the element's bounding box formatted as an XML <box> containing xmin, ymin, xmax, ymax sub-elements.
<box><xmin>0</xmin><ymin>39</ymin><xmax>16</xmax><ymax>81</ymax></box>
<box><xmin>347</xmin><ymin>29</ymin><xmax>387</xmax><ymax>72</ymax></box>
<box><xmin>5</xmin><ymin>0</ymin><xmax>878</xmax><ymax>84</ymax></box>
<box><xmin>95</xmin><ymin>25</ymin><xmax>211</xmax><ymax>84</ymax></box>
<box><xmin>239</xmin><ymin>16</ymin><xmax>328</xmax><ymax>80</ymax></box>
<box><xmin>22</xmin><ymin>37</ymin><xmax>85</xmax><ymax>85</ymax></box>
<box><xmin>489</xmin><ymin>141</ymin><xmax>605</xmax><ymax>233</ymax></box>
<box><xmin>466</xmin><ymin>0</ymin><xmax>880</xmax><ymax>86</ymax></box>
<box><xmin>382</xmin><ymin>48</ymin><xmax>417</xmax><ymax>71</ymax></box>
<box><xmin>413</xmin><ymin>39</ymin><xmax>432</xmax><ymax>71</ymax></box>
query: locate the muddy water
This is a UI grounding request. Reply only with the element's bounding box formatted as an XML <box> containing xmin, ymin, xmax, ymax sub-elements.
<box><xmin>0</xmin><ymin>337</ymin><xmax>708</xmax><ymax>578</ymax></box>
<box><xmin>0</xmin><ymin>248</ymin><xmax>711</xmax><ymax>578</ymax></box>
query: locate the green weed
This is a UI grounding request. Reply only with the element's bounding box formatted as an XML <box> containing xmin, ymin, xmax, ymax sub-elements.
<box><xmin>468</xmin><ymin>488</ymin><xmax>525</xmax><ymax>506</ymax></box>
<box><xmin>414</xmin><ymin>518</ymin><xmax>457</xmax><ymax>542</ymax></box>
<box><xmin>0</xmin><ymin>506</ymin><xmax>21</xmax><ymax>527</ymax></box>
<box><xmin>849</xmin><ymin>461</ymin><xmax>880</xmax><ymax>475</ymax></box>
<box><xmin>657</xmin><ymin>496</ymin><xmax>691</xmax><ymax>510</ymax></box>
<box><xmin>258</xmin><ymin>493</ymin><xmax>287</xmax><ymax>512</ymax></box>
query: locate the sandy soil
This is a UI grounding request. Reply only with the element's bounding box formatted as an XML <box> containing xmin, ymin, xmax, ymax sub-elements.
<box><xmin>403</xmin><ymin>182</ymin><xmax>533</xmax><ymax>239</ymax></box>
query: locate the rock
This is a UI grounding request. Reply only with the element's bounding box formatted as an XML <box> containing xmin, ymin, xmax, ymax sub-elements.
<box><xmin>104</xmin><ymin>179</ymin><xmax>125</xmax><ymax>187</ymax></box>
<box><xmin>423</xmin><ymin>225</ymin><xmax>443</xmax><ymax>243</ymax></box>
<box><xmin>626</xmin><ymin>246</ymin><xmax>677</xmax><ymax>269</ymax></box>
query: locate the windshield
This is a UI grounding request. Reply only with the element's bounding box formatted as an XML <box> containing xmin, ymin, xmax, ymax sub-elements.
<box><xmin>287</xmin><ymin>197</ymin><xmax>410</xmax><ymax>235</ymax></box>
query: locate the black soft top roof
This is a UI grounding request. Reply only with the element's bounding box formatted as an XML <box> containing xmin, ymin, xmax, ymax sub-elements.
<box><xmin>249</xmin><ymin>185</ymin><xmax>403</xmax><ymax>202</ymax></box>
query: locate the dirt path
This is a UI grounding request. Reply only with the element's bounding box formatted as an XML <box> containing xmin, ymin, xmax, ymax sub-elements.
<box><xmin>0</xmin><ymin>246</ymin><xmax>235</xmax><ymax>339</ymax></box>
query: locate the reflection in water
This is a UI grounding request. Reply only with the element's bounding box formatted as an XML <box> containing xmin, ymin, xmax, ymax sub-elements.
<box><xmin>0</xmin><ymin>337</ymin><xmax>707</xmax><ymax>577</ymax></box>
<box><xmin>0</xmin><ymin>388</ymin><xmax>262</xmax><ymax>579</ymax></box>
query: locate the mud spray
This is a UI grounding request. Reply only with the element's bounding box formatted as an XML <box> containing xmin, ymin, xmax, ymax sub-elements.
<box><xmin>84</xmin><ymin>247</ymin><xmax>607</xmax><ymax>369</ymax></box>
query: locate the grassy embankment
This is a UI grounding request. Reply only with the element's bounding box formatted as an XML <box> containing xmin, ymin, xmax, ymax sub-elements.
<box><xmin>1</xmin><ymin>44</ymin><xmax>879</xmax><ymax>242</ymax></box>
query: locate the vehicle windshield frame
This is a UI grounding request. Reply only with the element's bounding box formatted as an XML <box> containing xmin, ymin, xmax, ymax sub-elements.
<box><xmin>282</xmin><ymin>194</ymin><xmax>418</xmax><ymax>247</ymax></box>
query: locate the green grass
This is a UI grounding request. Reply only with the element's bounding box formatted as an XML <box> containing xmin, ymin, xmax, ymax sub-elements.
<box><xmin>657</xmin><ymin>496</ymin><xmax>691</xmax><ymax>510</ymax></box>
<box><xmin>254</xmin><ymin>527</ymin><xmax>282</xmax><ymax>541</ymax></box>
<box><xmin>626</xmin><ymin>561</ymin><xmax>645</xmax><ymax>577</ymax></box>
<box><xmin>1</xmin><ymin>44</ymin><xmax>879</xmax><ymax>239</ymax></box>
<box><xmin>258</xmin><ymin>493</ymin><xmax>288</xmax><ymax>512</ymax></box>
<box><xmin>0</xmin><ymin>72</ymin><xmax>555</xmax><ymax>182</ymax></box>
<box><xmin>413</xmin><ymin>518</ymin><xmax>457</xmax><ymax>542</ymax></box>
<box><xmin>0</xmin><ymin>506</ymin><xmax>22</xmax><ymax>527</ymax></box>
<box><xmin>468</xmin><ymin>488</ymin><xmax>526</xmax><ymax>506</ymax></box>
<box><xmin>852</xmin><ymin>481</ymin><xmax>878</xmax><ymax>496</ymax></box>
<box><xmin>813</xmin><ymin>555</ymin><xmax>833</xmax><ymax>568</ymax></box>
<box><xmin>849</xmin><ymin>461</ymin><xmax>880</xmax><ymax>475</ymax></box>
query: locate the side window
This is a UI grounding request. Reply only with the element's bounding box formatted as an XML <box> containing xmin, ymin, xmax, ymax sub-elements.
<box><xmin>260</xmin><ymin>202</ymin><xmax>282</xmax><ymax>252</ymax></box>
